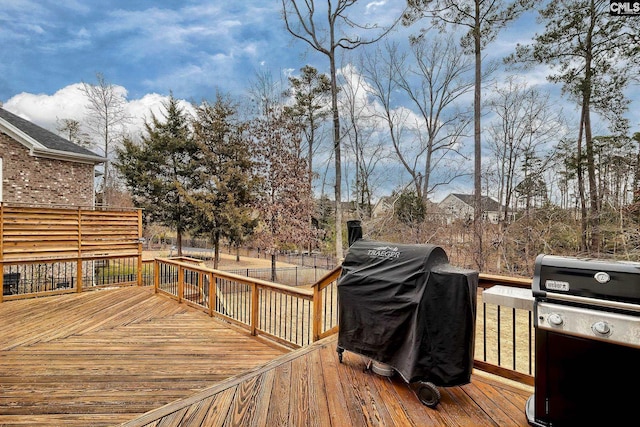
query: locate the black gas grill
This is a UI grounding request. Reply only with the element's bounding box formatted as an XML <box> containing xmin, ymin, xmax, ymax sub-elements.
<box><xmin>336</xmin><ymin>240</ymin><xmax>478</xmax><ymax>407</ymax></box>
<box><xmin>526</xmin><ymin>254</ymin><xmax>640</xmax><ymax>427</ymax></box>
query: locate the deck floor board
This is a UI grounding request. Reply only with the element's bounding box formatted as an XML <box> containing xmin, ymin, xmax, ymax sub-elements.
<box><xmin>124</xmin><ymin>334</ymin><xmax>535</xmax><ymax>427</ymax></box>
<box><xmin>0</xmin><ymin>286</ymin><xmax>287</xmax><ymax>426</ymax></box>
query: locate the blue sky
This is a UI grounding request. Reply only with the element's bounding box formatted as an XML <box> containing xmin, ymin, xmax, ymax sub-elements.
<box><xmin>0</xmin><ymin>1</ymin><xmax>296</xmax><ymax>101</ymax></box>
<box><xmin>0</xmin><ymin>1</ymin><xmax>411</xmax><ymax>139</ymax></box>
<box><xmin>1</xmin><ymin>1</ymin><xmax>638</xmax><ymax>201</ymax></box>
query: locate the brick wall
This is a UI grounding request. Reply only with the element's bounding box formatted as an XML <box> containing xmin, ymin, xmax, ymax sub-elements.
<box><xmin>0</xmin><ymin>133</ymin><xmax>95</xmax><ymax>207</ymax></box>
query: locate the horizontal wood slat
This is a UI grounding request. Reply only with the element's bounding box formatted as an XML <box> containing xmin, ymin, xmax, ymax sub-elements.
<box><xmin>1</xmin><ymin>205</ymin><xmax>142</xmax><ymax>262</ymax></box>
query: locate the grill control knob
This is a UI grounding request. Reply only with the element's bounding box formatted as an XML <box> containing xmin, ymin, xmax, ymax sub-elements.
<box><xmin>592</xmin><ymin>321</ymin><xmax>611</xmax><ymax>336</ymax></box>
<box><xmin>548</xmin><ymin>313</ymin><xmax>563</xmax><ymax>326</ymax></box>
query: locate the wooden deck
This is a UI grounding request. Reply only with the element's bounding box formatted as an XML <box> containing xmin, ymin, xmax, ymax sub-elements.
<box><xmin>0</xmin><ymin>286</ymin><xmax>534</xmax><ymax>427</ymax></box>
<box><xmin>0</xmin><ymin>286</ymin><xmax>288</xmax><ymax>426</ymax></box>
<box><xmin>123</xmin><ymin>335</ymin><xmax>533</xmax><ymax>427</ymax></box>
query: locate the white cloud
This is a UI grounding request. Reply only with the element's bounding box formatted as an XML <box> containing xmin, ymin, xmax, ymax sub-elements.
<box><xmin>366</xmin><ymin>1</ymin><xmax>387</xmax><ymax>12</ymax></box>
<box><xmin>3</xmin><ymin>83</ymin><xmax>193</xmax><ymax>147</ymax></box>
<box><xmin>4</xmin><ymin>84</ymin><xmax>90</xmax><ymax>130</ymax></box>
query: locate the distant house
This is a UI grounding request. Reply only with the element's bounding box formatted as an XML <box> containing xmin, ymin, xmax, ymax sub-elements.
<box><xmin>0</xmin><ymin>108</ymin><xmax>105</xmax><ymax>207</ymax></box>
<box><xmin>438</xmin><ymin>193</ymin><xmax>505</xmax><ymax>224</ymax></box>
<box><xmin>371</xmin><ymin>196</ymin><xmax>394</xmax><ymax>218</ymax></box>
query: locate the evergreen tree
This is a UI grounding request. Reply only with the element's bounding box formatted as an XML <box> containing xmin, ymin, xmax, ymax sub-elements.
<box><xmin>510</xmin><ymin>0</ymin><xmax>640</xmax><ymax>253</ymax></box>
<box><xmin>284</xmin><ymin>65</ymin><xmax>331</xmax><ymax>192</ymax></box>
<box><xmin>189</xmin><ymin>94</ymin><xmax>259</xmax><ymax>269</ymax></box>
<box><xmin>115</xmin><ymin>95</ymin><xmax>197</xmax><ymax>255</ymax></box>
<box><xmin>284</xmin><ymin>65</ymin><xmax>331</xmax><ymax>250</ymax></box>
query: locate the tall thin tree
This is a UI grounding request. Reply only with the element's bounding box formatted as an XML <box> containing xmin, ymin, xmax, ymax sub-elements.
<box><xmin>281</xmin><ymin>0</ymin><xmax>401</xmax><ymax>260</ymax></box>
<box><xmin>510</xmin><ymin>0</ymin><xmax>639</xmax><ymax>253</ymax></box>
<box><xmin>80</xmin><ymin>73</ymin><xmax>129</xmax><ymax>206</ymax></box>
<box><xmin>404</xmin><ymin>0</ymin><xmax>534</xmax><ymax>269</ymax></box>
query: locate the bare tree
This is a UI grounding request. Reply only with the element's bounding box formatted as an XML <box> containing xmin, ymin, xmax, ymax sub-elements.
<box><xmin>395</xmin><ymin>35</ymin><xmax>474</xmax><ymax>201</ymax></box>
<box><xmin>56</xmin><ymin>118</ymin><xmax>92</xmax><ymax>148</ymax></box>
<box><xmin>404</xmin><ymin>0</ymin><xmax>534</xmax><ymax>270</ymax></box>
<box><xmin>339</xmin><ymin>63</ymin><xmax>387</xmax><ymax>219</ymax></box>
<box><xmin>486</xmin><ymin>77</ymin><xmax>564</xmax><ymax>223</ymax></box>
<box><xmin>247</xmin><ymin>69</ymin><xmax>284</xmax><ymax>117</ymax></box>
<box><xmin>361</xmin><ymin>38</ymin><xmax>473</xmax><ymax>203</ymax></box>
<box><xmin>80</xmin><ymin>73</ymin><xmax>129</xmax><ymax>206</ymax></box>
<box><xmin>281</xmin><ymin>0</ymin><xmax>401</xmax><ymax>260</ymax></box>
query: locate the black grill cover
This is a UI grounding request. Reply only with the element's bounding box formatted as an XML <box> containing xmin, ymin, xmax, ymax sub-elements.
<box><xmin>337</xmin><ymin>240</ymin><xmax>478</xmax><ymax>386</ymax></box>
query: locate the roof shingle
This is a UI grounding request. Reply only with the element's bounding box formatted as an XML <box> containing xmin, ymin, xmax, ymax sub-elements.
<box><xmin>0</xmin><ymin>107</ymin><xmax>103</xmax><ymax>161</ymax></box>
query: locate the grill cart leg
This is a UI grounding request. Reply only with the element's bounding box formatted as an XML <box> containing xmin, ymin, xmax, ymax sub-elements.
<box><xmin>337</xmin><ymin>346</ymin><xmax>344</xmax><ymax>363</ymax></box>
<box><xmin>410</xmin><ymin>381</ymin><xmax>441</xmax><ymax>408</ymax></box>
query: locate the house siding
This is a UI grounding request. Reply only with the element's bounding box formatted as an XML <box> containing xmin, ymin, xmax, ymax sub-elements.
<box><xmin>439</xmin><ymin>194</ymin><xmax>504</xmax><ymax>224</ymax></box>
<box><xmin>0</xmin><ymin>134</ymin><xmax>94</xmax><ymax>207</ymax></box>
<box><xmin>440</xmin><ymin>195</ymin><xmax>474</xmax><ymax>223</ymax></box>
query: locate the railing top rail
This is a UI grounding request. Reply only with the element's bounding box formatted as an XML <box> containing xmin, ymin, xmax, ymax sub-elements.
<box><xmin>308</xmin><ymin>268</ymin><xmax>534</xmax><ymax>292</ymax></box>
<box><xmin>312</xmin><ymin>266</ymin><xmax>342</xmax><ymax>292</ymax></box>
<box><xmin>478</xmin><ymin>273</ymin><xmax>532</xmax><ymax>289</ymax></box>
<box><xmin>155</xmin><ymin>257</ymin><xmax>314</xmax><ymax>298</ymax></box>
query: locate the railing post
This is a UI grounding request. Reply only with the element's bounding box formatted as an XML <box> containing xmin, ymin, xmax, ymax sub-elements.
<box><xmin>76</xmin><ymin>207</ymin><xmax>83</xmax><ymax>293</ymax></box>
<box><xmin>250</xmin><ymin>283</ymin><xmax>259</xmax><ymax>336</ymax></box>
<box><xmin>208</xmin><ymin>272</ymin><xmax>215</xmax><ymax>317</ymax></box>
<box><xmin>312</xmin><ymin>283</ymin><xmax>322</xmax><ymax>342</ymax></box>
<box><xmin>178</xmin><ymin>265</ymin><xmax>184</xmax><ymax>303</ymax></box>
<box><xmin>154</xmin><ymin>260</ymin><xmax>159</xmax><ymax>294</ymax></box>
<box><xmin>0</xmin><ymin>203</ymin><xmax>3</xmax><ymax>303</ymax></box>
<box><xmin>137</xmin><ymin>210</ymin><xmax>143</xmax><ymax>286</ymax></box>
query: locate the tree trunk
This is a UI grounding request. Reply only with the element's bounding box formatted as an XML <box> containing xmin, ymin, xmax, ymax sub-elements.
<box><xmin>583</xmin><ymin>83</ymin><xmax>600</xmax><ymax>253</ymax></box>
<box><xmin>577</xmin><ymin>104</ymin><xmax>588</xmax><ymax>252</ymax></box>
<box><xmin>329</xmin><ymin>49</ymin><xmax>344</xmax><ymax>261</ymax></box>
<box><xmin>271</xmin><ymin>253</ymin><xmax>277</xmax><ymax>282</ymax></box>
<box><xmin>473</xmin><ymin>6</ymin><xmax>484</xmax><ymax>271</ymax></box>
<box><xmin>213</xmin><ymin>232</ymin><xmax>220</xmax><ymax>270</ymax></box>
<box><xmin>176</xmin><ymin>229</ymin><xmax>183</xmax><ymax>257</ymax></box>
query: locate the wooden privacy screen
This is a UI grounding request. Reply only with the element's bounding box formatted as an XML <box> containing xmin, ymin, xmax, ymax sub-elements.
<box><xmin>0</xmin><ymin>205</ymin><xmax>142</xmax><ymax>262</ymax></box>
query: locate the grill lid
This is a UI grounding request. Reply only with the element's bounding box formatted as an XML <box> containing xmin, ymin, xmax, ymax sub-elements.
<box><xmin>532</xmin><ymin>254</ymin><xmax>640</xmax><ymax>305</ymax></box>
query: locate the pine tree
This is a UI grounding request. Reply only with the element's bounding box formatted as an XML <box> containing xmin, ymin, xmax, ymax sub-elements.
<box><xmin>115</xmin><ymin>95</ymin><xmax>197</xmax><ymax>255</ymax></box>
<box><xmin>189</xmin><ymin>94</ymin><xmax>259</xmax><ymax>269</ymax></box>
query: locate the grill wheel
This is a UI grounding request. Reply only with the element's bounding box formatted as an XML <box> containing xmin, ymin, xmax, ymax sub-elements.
<box><xmin>412</xmin><ymin>381</ymin><xmax>440</xmax><ymax>408</ymax></box>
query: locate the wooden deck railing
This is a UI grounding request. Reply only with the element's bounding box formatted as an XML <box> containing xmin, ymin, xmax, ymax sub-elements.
<box><xmin>2</xmin><ymin>243</ymin><xmax>535</xmax><ymax>385</ymax></box>
<box><xmin>154</xmin><ymin>257</ymin><xmax>320</xmax><ymax>348</ymax></box>
<box><xmin>151</xmin><ymin>257</ymin><xmax>535</xmax><ymax>386</ymax></box>
<box><xmin>151</xmin><ymin>257</ymin><xmax>344</xmax><ymax>348</ymax></box>
<box><xmin>476</xmin><ymin>274</ymin><xmax>534</xmax><ymax>386</ymax></box>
